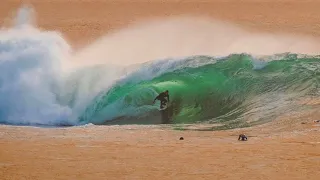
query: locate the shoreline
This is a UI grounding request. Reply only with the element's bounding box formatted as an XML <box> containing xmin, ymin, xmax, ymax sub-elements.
<box><xmin>1</xmin><ymin>116</ymin><xmax>319</xmax><ymax>180</ymax></box>
<box><xmin>0</xmin><ymin>99</ymin><xmax>319</xmax><ymax>180</ymax></box>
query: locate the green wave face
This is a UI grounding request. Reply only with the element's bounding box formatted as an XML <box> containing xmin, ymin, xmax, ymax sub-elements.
<box><xmin>79</xmin><ymin>54</ymin><xmax>319</xmax><ymax>128</ymax></box>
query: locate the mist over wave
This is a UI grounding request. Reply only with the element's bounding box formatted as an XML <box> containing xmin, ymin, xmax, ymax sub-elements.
<box><xmin>71</xmin><ymin>16</ymin><xmax>320</xmax><ymax>67</ymax></box>
<box><xmin>0</xmin><ymin>6</ymin><xmax>319</xmax><ymax>127</ymax></box>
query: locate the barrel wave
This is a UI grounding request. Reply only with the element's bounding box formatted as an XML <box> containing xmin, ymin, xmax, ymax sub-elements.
<box><xmin>77</xmin><ymin>54</ymin><xmax>319</xmax><ymax>128</ymax></box>
<box><xmin>1</xmin><ymin>6</ymin><xmax>319</xmax><ymax>128</ymax></box>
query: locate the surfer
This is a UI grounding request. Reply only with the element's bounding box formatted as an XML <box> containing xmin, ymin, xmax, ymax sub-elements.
<box><xmin>153</xmin><ymin>90</ymin><xmax>170</xmax><ymax>123</ymax></box>
<box><xmin>153</xmin><ymin>90</ymin><xmax>170</xmax><ymax>109</ymax></box>
<box><xmin>238</xmin><ymin>134</ymin><xmax>248</xmax><ymax>141</ymax></box>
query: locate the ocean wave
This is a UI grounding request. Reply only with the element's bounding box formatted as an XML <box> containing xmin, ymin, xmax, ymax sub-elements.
<box><xmin>0</xmin><ymin>6</ymin><xmax>319</xmax><ymax>128</ymax></box>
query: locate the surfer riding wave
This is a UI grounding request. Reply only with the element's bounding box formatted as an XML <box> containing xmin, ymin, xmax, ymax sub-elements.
<box><xmin>153</xmin><ymin>90</ymin><xmax>170</xmax><ymax>109</ymax></box>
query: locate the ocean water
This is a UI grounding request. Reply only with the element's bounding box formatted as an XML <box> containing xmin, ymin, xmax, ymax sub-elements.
<box><xmin>0</xmin><ymin>6</ymin><xmax>319</xmax><ymax>129</ymax></box>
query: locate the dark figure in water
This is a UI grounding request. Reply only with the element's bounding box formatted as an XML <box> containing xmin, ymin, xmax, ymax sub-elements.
<box><xmin>153</xmin><ymin>90</ymin><xmax>170</xmax><ymax>123</ymax></box>
<box><xmin>238</xmin><ymin>134</ymin><xmax>248</xmax><ymax>141</ymax></box>
<box><xmin>153</xmin><ymin>90</ymin><xmax>170</xmax><ymax>109</ymax></box>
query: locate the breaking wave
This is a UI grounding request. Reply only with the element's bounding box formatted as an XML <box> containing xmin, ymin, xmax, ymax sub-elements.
<box><xmin>0</xmin><ymin>6</ymin><xmax>319</xmax><ymax>129</ymax></box>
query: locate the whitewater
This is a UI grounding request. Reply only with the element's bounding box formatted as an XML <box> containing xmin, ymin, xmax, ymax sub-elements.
<box><xmin>0</xmin><ymin>6</ymin><xmax>319</xmax><ymax>128</ymax></box>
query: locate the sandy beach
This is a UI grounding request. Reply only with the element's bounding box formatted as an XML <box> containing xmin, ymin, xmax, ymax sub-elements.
<box><xmin>0</xmin><ymin>0</ymin><xmax>320</xmax><ymax>179</ymax></box>
<box><xmin>1</xmin><ymin>109</ymin><xmax>319</xmax><ymax>180</ymax></box>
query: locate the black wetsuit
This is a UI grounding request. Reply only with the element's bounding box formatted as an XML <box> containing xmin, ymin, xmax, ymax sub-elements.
<box><xmin>238</xmin><ymin>134</ymin><xmax>248</xmax><ymax>141</ymax></box>
<box><xmin>154</xmin><ymin>92</ymin><xmax>170</xmax><ymax>109</ymax></box>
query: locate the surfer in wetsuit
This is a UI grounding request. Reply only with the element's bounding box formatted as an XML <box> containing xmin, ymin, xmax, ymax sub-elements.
<box><xmin>238</xmin><ymin>134</ymin><xmax>248</xmax><ymax>141</ymax></box>
<box><xmin>153</xmin><ymin>90</ymin><xmax>170</xmax><ymax>109</ymax></box>
<box><xmin>153</xmin><ymin>90</ymin><xmax>170</xmax><ymax>123</ymax></box>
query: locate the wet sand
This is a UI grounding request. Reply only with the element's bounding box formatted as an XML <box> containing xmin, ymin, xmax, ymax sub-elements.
<box><xmin>1</xmin><ymin>108</ymin><xmax>319</xmax><ymax>180</ymax></box>
<box><xmin>1</xmin><ymin>0</ymin><xmax>320</xmax><ymax>179</ymax></box>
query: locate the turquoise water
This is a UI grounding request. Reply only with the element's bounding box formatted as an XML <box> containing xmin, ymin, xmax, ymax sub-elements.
<box><xmin>75</xmin><ymin>53</ymin><xmax>319</xmax><ymax>128</ymax></box>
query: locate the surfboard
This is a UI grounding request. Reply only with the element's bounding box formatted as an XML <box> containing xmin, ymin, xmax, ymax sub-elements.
<box><xmin>159</xmin><ymin>103</ymin><xmax>168</xmax><ymax>111</ymax></box>
<box><xmin>159</xmin><ymin>97</ymin><xmax>169</xmax><ymax>111</ymax></box>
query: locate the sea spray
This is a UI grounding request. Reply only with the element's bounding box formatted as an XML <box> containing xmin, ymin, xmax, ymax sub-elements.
<box><xmin>71</xmin><ymin>17</ymin><xmax>320</xmax><ymax>66</ymax></box>
<box><xmin>0</xmin><ymin>6</ymin><xmax>74</xmax><ymax>125</ymax></box>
